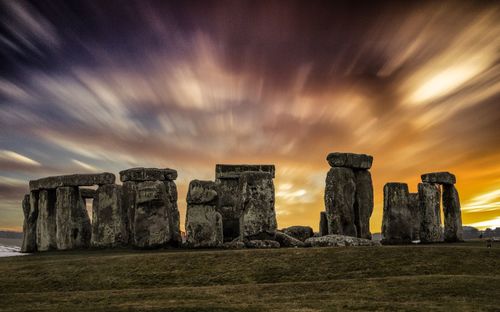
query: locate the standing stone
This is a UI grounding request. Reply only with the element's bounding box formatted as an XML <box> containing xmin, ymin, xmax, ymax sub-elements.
<box><xmin>443</xmin><ymin>184</ymin><xmax>463</xmax><ymax>242</ymax></box>
<box><xmin>122</xmin><ymin>181</ymin><xmax>138</xmax><ymax>244</ymax></box>
<box><xmin>133</xmin><ymin>181</ymin><xmax>171</xmax><ymax>248</ymax></box>
<box><xmin>92</xmin><ymin>184</ymin><xmax>128</xmax><ymax>248</ymax></box>
<box><xmin>319</xmin><ymin>211</ymin><xmax>328</xmax><ymax>236</ymax></box>
<box><xmin>324</xmin><ymin>167</ymin><xmax>357</xmax><ymax>237</ymax></box>
<box><xmin>55</xmin><ymin>186</ymin><xmax>91</xmax><ymax>250</ymax></box>
<box><xmin>21</xmin><ymin>193</ymin><xmax>38</xmax><ymax>253</ymax></box>
<box><xmin>408</xmin><ymin>193</ymin><xmax>420</xmax><ymax>241</ymax></box>
<box><xmin>239</xmin><ymin>172</ymin><xmax>277</xmax><ymax>240</ymax></box>
<box><xmin>185</xmin><ymin>180</ymin><xmax>223</xmax><ymax>248</ymax></box>
<box><xmin>36</xmin><ymin>189</ymin><xmax>58</xmax><ymax>251</ymax></box>
<box><xmin>381</xmin><ymin>183</ymin><xmax>412</xmax><ymax>244</ymax></box>
<box><xmin>164</xmin><ymin>180</ymin><xmax>181</xmax><ymax>246</ymax></box>
<box><xmin>418</xmin><ymin>183</ymin><xmax>442</xmax><ymax>243</ymax></box>
<box><xmin>353</xmin><ymin>170</ymin><xmax>373</xmax><ymax>239</ymax></box>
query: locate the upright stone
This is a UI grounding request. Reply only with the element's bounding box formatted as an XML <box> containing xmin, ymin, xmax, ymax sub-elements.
<box><xmin>408</xmin><ymin>193</ymin><xmax>420</xmax><ymax>241</ymax></box>
<box><xmin>36</xmin><ymin>189</ymin><xmax>57</xmax><ymax>251</ymax></box>
<box><xmin>324</xmin><ymin>167</ymin><xmax>357</xmax><ymax>237</ymax></box>
<box><xmin>185</xmin><ymin>180</ymin><xmax>223</xmax><ymax>248</ymax></box>
<box><xmin>319</xmin><ymin>211</ymin><xmax>328</xmax><ymax>236</ymax></box>
<box><xmin>92</xmin><ymin>184</ymin><xmax>128</xmax><ymax>248</ymax></box>
<box><xmin>353</xmin><ymin>170</ymin><xmax>373</xmax><ymax>239</ymax></box>
<box><xmin>21</xmin><ymin>194</ymin><xmax>37</xmax><ymax>253</ymax></box>
<box><xmin>134</xmin><ymin>181</ymin><xmax>171</xmax><ymax>248</ymax></box>
<box><xmin>122</xmin><ymin>181</ymin><xmax>138</xmax><ymax>243</ymax></box>
<box><xmin>381</xmin><ymin>183</ymin><xmax>412</xmax><ymax>244</ymax></box>
<box><xmin>239</xmin><ymin>172</ymin><xmax>277</xmax><ymax>240</ymax></box>
<box><xmin>443</xmin><ymin>184</ymin><xmax>463</xmax><ymax>242</ymax></box>
<box><xmin>418</xmin><ymin>183</ymin><xmax>442</xmax><ymax>243</ymax></box>
<box><xmin>164</xmin><ymin>180</ymin><xmax>181</xmax><ymax>246</ymax></box>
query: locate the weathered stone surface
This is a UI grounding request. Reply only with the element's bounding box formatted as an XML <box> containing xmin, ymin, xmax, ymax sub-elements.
<box><xmin>245</xmin><ymin>239</ymin><xmax>280</xmax><ymax>248</ymax></box>
<box><xmin>275</xmin><ymin>231</ymin><xmax>305</xmax><ymax>247</ymax></box>
<box><xmin>216</xmin><ymin>164</ymin><xmax>275</xmax><ymax>179</ymax></box>
<box><xmin>79</xmin><ymin>188</ymin><xmax>96</xmax><ymax>198</ymax></box>
<box><xmin>164</xmin><ymin>180</ymin><xmax>181</xmax><ymax>246</ymax></box>
<box><xmin>418</xmin><ymin>183</ymin><xmax>442</xmax><ymax>243</ymax></box>
<box><xmin>186</xmin><ymin>180</ymin><xmax>218</xmax><ymax>205</ymax></box>
<box><xmin>326</xmin><ymin>153</ymin><xmax>373</xmax><ymax>169</ymax></box>
<box><xmin>36</xmin><ymin>189</ymin><xmax>57</xmax><ymax>251</ymax></box>
<box><xmin>305</xmin><ymin>234</ymin><xmax>380</xmax><ymax>247</ymax></box>
<box><xmin>185</xmin><ymin>205</ymin><xmax>223</xmax><ymax>248</ymax></box>
<box><xmin>121</xmin><ymin>181</ymin><xmax>137</xmax><ymax>244</ymax></box>
<box><xmin>56</xmin><ymin>187</ymin><xmax>91</xmax><ymax>250</ymax></box>
<box><xmin>29</xmin><ymin>173</ymin><xmax>115</xmax><ymax>191</ymax></box>
<box><xmin>381</xmin><ymin>183</ymin><xmax>412</xmax><ymax>244</ymax></box>
<box><xmin>239</xmin><ymin>172</ymin><xmax>277</xmax><ymax>240</ymax></box>
<box><xmin>353</xmin><ymin>170</ymin><xmax>373</xmax><ymax>239</ymax></box>
<box><xmin>119</xmin><ymin>167</ymin><xmax>177</xmax><ymax>182</ymax></box>
<box><xmin>21</xmin><ymin>193</ymin><xmax>38</xmax><ymax>253</ymax></box>
<box><xmin>281</xmin><ymin>226</ymin><xmax>314</xmax><ymax>242</ymax></box>
<box><xmin>408</xmin><ymin>193</ymin><xmax>420</xmax><ymax>241</ymax></box>
<box><xmin>319</xmin><ymin>211</ymin><xmax>328</xmax><ymax>236</ymax></box>
<box><xmin>223</xmin><ymin>241</ymin><xmax>246</xmax><ymax>249</ymax></box>
<box><xmin>133</xmin><ymin>181</ymin><xmax>171</xmax><ymax>248</ymax></box>
<box><xmin>91</xmin><ymin>184</ymin><xmax>128</xmax><ymax>248</ymax></box>
<box><xmin>443</xmin><ymin>184</ymin><xmax>463</xmax><ymax>242</ymax></box>
<box><xmin>324</xmin><ymin>167</ymin><xmax>357</xmax><ymax>237</ymax></box>
<box><xmin>421</xmin><ymin>172</ymin><xmax>456</xmax><ymax>185</ymax></box>
<box><xmin>215</xmin><ymin>178</ymin><xmax>241</xmax><ymax>242</ymax></box>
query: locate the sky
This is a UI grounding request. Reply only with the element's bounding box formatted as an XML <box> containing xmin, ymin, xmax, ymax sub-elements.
<box><xmin>0</xmin><ymin>0</ymin><xmax>499</xmax><ymax>232</ymax></box>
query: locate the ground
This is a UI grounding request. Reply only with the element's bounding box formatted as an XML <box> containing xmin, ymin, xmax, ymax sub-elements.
<box><xmin>0</xmin><ymin>241</ymin><xmax>499</xmax><ymax>311</ymax></box>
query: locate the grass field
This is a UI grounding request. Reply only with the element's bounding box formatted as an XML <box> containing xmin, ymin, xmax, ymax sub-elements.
<box><xmin>0</xmin><ymin>241</ymin><xmax>499</xmax><ymax>311</ymax></box>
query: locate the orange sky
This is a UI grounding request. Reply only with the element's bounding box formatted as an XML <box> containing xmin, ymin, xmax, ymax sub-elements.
<box><xmin>0</xmin><ymin>1</ymin><xmax>499</xmax><ymax>232</ymax></box>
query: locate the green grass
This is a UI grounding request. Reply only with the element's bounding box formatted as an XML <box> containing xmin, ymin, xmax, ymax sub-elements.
<box><xmin>0</xmin><ymin>241</ymin><xmax>499</xmax><ymax>311</ymax></box>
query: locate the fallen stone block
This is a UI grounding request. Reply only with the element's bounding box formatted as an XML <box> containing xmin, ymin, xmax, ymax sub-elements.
<box><xmin>421</xmin><ymin>172</ymin><xmax>456</xmax><ymax>185</ymax></box>
<box><xmin>275</xmin><ymin>231</ymin><xmax>305</xmax><ymax>247</ymax></box>
<box><xmin>29</xmin><ymin>173</ymin><xmax>115</xmax><ymax>191</ymax></box>
<box><xmin>245</xmin><ymin>239</ymin><xmax>280</xmax><ymax>248</ymax></box>
<box><xmin>326</xmin><ymin>152</ymin><xmax>373</xmax><ymax>169</ymax></box>
<box><xmin>119</xmin><ymin>167</ymin><xmax>177</xmax><ymax>182</ymax></box>
<box><xmin>281</xmin><ymin>226</ymin><xmax>314</xmax><ymax>242</ymax></box>
<box><xmin>304</xmin><ymin>234</ymin><xmax>380</xmax><ymax>247</ymax></box>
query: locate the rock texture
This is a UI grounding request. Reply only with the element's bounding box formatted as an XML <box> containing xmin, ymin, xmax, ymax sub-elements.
<box><xmin>319</xmin><ymin>211</ymin><xmax>328</xmax><ymax>236</ymax></box>
<box><xmin>418</xmin><ymin>183</ymin><xmax>442</xmax><ymax>243</ymax></box>
<box><xmin>215</xmin><ymin>164</ymin><xmax>275</xmax><ymax>179</ymax></box>
<box><xmin>326</xmin><ymin>153</ymin><xmax>373</xmax><ymax>169</ymax></box>
<box><xmin>421</xmin><ymin>172</ymin><xmax>456</xmax><ymax>185</ymax></box>
<box><xmin>408</xmin><ymin>193</ymin><xmax>420</xmax><ymax>241</ymax></box>
<box><xmin>36</xmin><ymin>189</ymin><xmax>57</xmax><ymax>251</ymax></box>
<box><xmin>164</xmin><ymin>180</ymin><xmax>181</xmax><ymax>246</ymax></box>
<box><xmin>133</xmin><ymin>181</ymin><xmax>172</xmax><ymax>248</ymax></box>
<box><xmin>305</xmin><ymin>234</ymin><xmax>380</xmax><ymax>247</ymax></box>
<box><xmin>56</xmin><ymin>186</ymin><xmax>91</xmax><ymax>250</ymax></box>
<box><xmin>275</xmin><ymin>231</ymin><xmax>305</xmax><ymax>247</ymax></box>
<box><xmin>21</xmin><ymin>193</ymin><xmax>38</xmax><ymax>253</ymax></box>
<box><xmin>443</xmin><ymin>184</ymin><xmax>463</xmax><ymax>242</ymax></box>
<box><xmin>121</xmin><ymin>181</ymin><xmax>138</xmax><ymax>243</ymax></box>
<box><xmin>381</xmin><ymin>183</ymin><xmax>412</xmax><ymax>244</ymax></box>
<box><xmin>281</xmin><ymin>226</ymin><xmax>314</xmax><ymax>242</ymax></box>
<box><xmin>245</xmin><ymin>239</ymin><xmax>280</xmax><ymax>248</ymax></box>
<box><xmin>239</xmin><ymin>172</ymin><xmax>277</xmax><ymax>240</ymax></box>
<box><xmin>185</xmin><ymin>180</ymin><xmax>223</xmax><ymax>248</ymax></box>
<box><xmin>119</xmin><ymin>167</ymin><xmax>177</xmax><ymax>182</ymax></box>
<box><xmin>324</xmin><ymin>167</ymin><xmax>357</xmax><ymax>237</ymax></box>
<box><xmin>79</xmin><ymin>188</ymin><xmax>96</xmax><ymax>198</ymax></box>
<box><xmin>353</xmin><ymin>170</ymin><xmax>373</xmax><ymax>239</ymax></box>
<box><xmin>30</xmin><ymin>173</ymin><xmax>115</xmax><ymax>191</ymax></box>
<box><xmin>91</xmin><ymin>184</ymin><xmax>128</xmax><ymax>248</ymax></box>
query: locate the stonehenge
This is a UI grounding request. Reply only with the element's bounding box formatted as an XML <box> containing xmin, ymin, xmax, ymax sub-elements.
<box><xmin>381</xmin><ymin>171</ymin><xmax>463</xmax><ymax>244</ymax></box>
<box><xmin>19</xmin><ymin>156</ymin><xmax>465</xmax><ymax>253</ymax></box>
<box><xmin>323</xmin><ymin>152</ymin><xmax>374</xmax><ymax>239</ymax></box>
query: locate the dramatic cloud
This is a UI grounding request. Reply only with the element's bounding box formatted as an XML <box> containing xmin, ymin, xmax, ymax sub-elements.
<box><xmin>0</xmin><ymin>0</ymin><xmax>499</xmax><ymax>231</ymax></box>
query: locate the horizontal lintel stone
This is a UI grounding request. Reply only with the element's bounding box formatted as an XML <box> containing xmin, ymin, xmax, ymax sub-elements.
<box><xmin>29</xmin><ymin>173</ymin><xmax>115</xmax><ymax>191</ymax></box>
<box><xmin>421</xmin><ymin>172</ymin><xmax>456</xmax><ymax>184</ymax></box>
<box><xmin>119</xmin><ymin>167</ymin><xmax>177</xmax><ymax>182</ymax></box>
<box><xmin>215</xmin><ymin>164</ymin><xmax>275</xmax><ymax>179</ymax></box>
<box><xmin>326</xmin><ymin>152</ymin><xmax>373</xmax><ymax>169</ymax></box>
